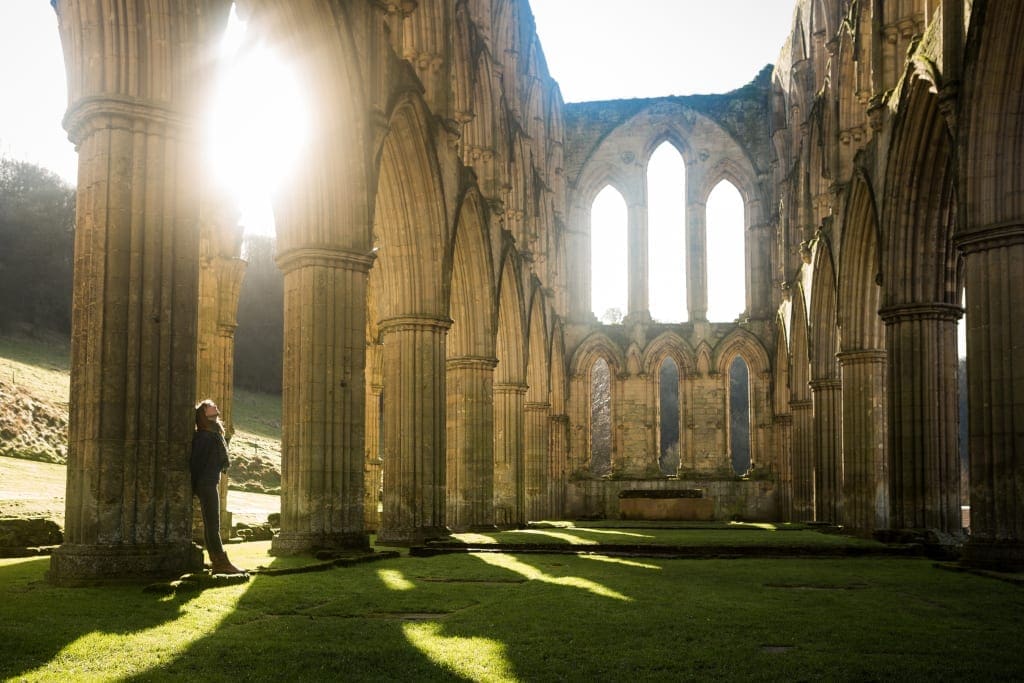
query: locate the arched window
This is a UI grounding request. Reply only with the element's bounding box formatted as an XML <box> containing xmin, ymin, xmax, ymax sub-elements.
<box><xmin>706</xmin><ymin>180</ymin><xmax>745</xmax><ymax>322</ymax></box>
<box><xmin>591</xmin><ymin>186</ymin><xmax>628</xmax><ymax>323</ymax></box>
<box><xmin>658</xmin><ymin>357</ymin><xmax>680</xmax><ymax>475</ymax></box>
<box><xmin>647</xmin><ymin>142</ymin><xmax>687</xmax><ymax>322</ymax></box>
<box><xmin>590</xmin><ymin>358</ymin><xmax>612</xmax><ymax>475</ymax></box>
<box><xmin>729</xmin><ymin>356</ymin><xmax>751</xmax><ymax>476</ymax></box>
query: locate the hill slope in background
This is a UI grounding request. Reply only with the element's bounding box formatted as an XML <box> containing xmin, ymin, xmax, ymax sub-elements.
<box><xmin>0</xmin><ymin>335</ymin><xmax>283</xmax><ymax>494</ymax></box>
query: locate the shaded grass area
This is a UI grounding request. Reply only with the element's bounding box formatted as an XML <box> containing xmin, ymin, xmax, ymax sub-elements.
<box><xmin>2</xmin><ymin>540</ymin><xmax>1022</xmax><ymax>681</ymax></box>
<box><xmin>449</xmin><ymin>523</ymin><xmax>887</xmax><ymax>549</ymax></box>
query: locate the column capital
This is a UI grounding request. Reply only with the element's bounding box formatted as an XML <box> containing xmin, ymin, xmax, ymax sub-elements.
<box><xmin>378</xmin><ymin>315</ymin><xmax>453</xmax><ymax>334</ymax></box>
<box><xmin>275</xmin><ymin>247</ymin><xmax>376</xmax><ymax>275</ymax></box>
<box><xmin>446</xmin><ymin>355</ymin><xmax>499</xmax><ymax>370</ymax></box>
<box><xmin>836</xmin><ymin>349</ymin><xmax>887</xmax><ymax>366</ymax></box>
<box><xmin>790</xmin><ymin>399</ymin><xmax>813</xmax><ymax>410</ymax></box>
<box><xmin>524</xmin><ymin>401</ymin><xmax>551</xmax><ymax>412</ymax></box>
<box><xmin>64</xmin><ymin>95</ymin><xmax>192</xmax><ymax>145</ymax></box>
<box><xmin>494</xmin><ymin>382</ymin><xmax>529</xmax><ymax>395</ymax></box>
<box><xmin>955</xmin><ymin>221</ymin><xmax>1024</xmax><ymax>254</ymax></box>
<box><xmin>878</xmin><ymin>302</ymin><xmax>963</xmax><ymax>324</ymax></box>
<box><xmin>809</xmin><ymin>378</ymin><xmax>842</xmax><ymax>392</ymax></box>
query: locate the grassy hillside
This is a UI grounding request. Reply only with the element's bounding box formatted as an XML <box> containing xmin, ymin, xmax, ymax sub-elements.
<box><xmin>0</xmin><ymin>334</ymin><xmax>282</xmax><ymax>494</ymax></box>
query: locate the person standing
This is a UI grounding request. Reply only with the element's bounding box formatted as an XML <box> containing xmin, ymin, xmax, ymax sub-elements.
<box><xmin>191</xmin><ymin>399</ymin><xmax>243</xmax><ymax>574</ymax></box>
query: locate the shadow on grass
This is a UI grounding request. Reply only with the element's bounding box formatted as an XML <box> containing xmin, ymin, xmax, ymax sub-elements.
<box><xmin>0</xmin><ymin>556</ymin><xmax>204</xmax><ymax>679</ymax></box>
<box><xmin>5</xmin><ymin>539</ymin><xmax>1024</xmax><ymax>681</ymax></box>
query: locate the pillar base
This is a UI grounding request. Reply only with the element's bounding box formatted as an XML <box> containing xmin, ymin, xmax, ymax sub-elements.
<box><xmin>47</xmin><ymin>542</ymin><xmax>203</xmax><ymax>586</ymax></box>
<box><xmin>962</xmin><ymin>539</ymin><xmax>1024</xmax><ymax>572</ymax></box>
<box><xmin>270</xmin><ymin>531</ymin><xmax>371</xmax><ymax>556</ymax></box>
<box><xmin>375</xmin><ymin>525</ymin><xmax>450</xmax><ymax>547</ymax></box>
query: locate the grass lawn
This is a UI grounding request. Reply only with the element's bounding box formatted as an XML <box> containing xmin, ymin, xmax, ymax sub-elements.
<box><xmin>2</xmin><ymin>539</ymin><xmax>1022</xmax><ymax>682</ymax></box>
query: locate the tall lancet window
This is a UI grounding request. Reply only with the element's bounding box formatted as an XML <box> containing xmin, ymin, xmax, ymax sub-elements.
<box><xmin>591</xmin><ymin>186</ymin><xmax>628</xmax><ymax>324</ymax></box>
<box><xmin>706</xmin><ymin>180</ymin><xmax>745</xmax><ymax>322</ymax></box>
<box><xmin>648</xmin><ymin>142</ymin><xmax>687</xmax><ymax>322</ymax></box>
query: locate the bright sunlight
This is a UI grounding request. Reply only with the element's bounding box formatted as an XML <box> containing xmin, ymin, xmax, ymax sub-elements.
<box><xmin>205</xmin><ymin>7</ymin><xmax>309</xmax><ymax>238</ymax></box>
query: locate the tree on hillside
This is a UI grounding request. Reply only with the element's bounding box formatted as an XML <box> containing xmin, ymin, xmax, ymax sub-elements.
<box><xmin>234</xmin><ymin>235</ymin><xmax>284</xmax><ymax>393</ymax></box>
<box><xmin>0</xmin><ymin>158</ymin><xmax>75</xmax><ymax>336</ymax></box>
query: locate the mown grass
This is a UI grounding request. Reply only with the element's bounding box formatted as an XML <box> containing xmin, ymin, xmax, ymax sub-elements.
<box><xmin>1</xmin><ymin>539</ymin><xmax>1021</xmax><ymax>682</ymax></box>
<box><xmin>0</xmin><ymin>335</ymin><xmax>70</xmax><ymax>406</ymax></box>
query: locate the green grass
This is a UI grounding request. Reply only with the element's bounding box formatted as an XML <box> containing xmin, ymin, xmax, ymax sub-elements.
<box><xmin>1</xmin><ymin>540</ymin><xmax>1022</xmax><ymax>681</ymax></box>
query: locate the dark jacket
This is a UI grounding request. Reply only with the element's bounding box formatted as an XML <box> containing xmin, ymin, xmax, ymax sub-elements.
<box><xmin>190</xmin><ymin>429</ymin><xmax>230</xmax><ymax>489</ymax></box>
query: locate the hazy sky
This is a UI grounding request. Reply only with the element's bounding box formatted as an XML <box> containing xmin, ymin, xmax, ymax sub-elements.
<box><xmin>0</xmin><ymin>0</ymin><xmax>796</xmax><ymax>185</ymax></box>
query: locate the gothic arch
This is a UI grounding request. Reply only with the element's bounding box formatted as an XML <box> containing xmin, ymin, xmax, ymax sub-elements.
<box><xmin>879</xmin><ymin>69</ymin><xmax>961</xmax><ymax>531</ymax></box>
<box><xmin>448</xmin><ymin>186</ymin><xmax>497</xmax><ymax>358</ymax></box>
<box><xmin>641</xmin><ymin>331</ymin><xmax>696</xmax><ymax>378</ymax></box>
<box><xmin>525</xmin><ymin>283</ymin><xmax>551</xmax><ymax>402</ymax></box>
<box><xmin>714</xmin><ymin>329</ymin><xmax>770</xmax><ymax>377</ymax></box>
<box><xmin>240</xmin><ymin>2</ymin><xmax>371</xmax><ymax>251</ymax></box>
<box><xmin>958</xmin><ymin>0</ymin><xmax>1024</xmax><ymax>564</ymax></box>
<box><xmin>808</xmin><ymin>239</ymin><xmax>839</xmax><ymax>380</ymax></box>
<box><xmin>570</xmin><ymin>332</ymin><xmax>625</xmax><ymax>380</ymax></box>
<box><xmin>495</xmin><ymin>249</ymin><xmax>527</xmax><ymax>384</ymax></box>
<box><xmin>838</xmin><ymin>172</ymin><xmax>883</xmax><ymax>351</ymax></box>
<box><xmin>373</xmin><ymin>92</ymin><xmax>450</xmax><ymax>319</ymax></box>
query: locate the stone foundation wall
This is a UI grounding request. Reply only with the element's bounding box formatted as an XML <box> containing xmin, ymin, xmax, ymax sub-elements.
<box><xmin>565</xmin><ymin>478</ymin><xmax>778</xmax><ymax>522</ymax></box>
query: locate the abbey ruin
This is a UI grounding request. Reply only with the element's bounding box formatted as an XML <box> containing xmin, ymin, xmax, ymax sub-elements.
<box><xmin>47</xmin><ymin>0</ymin><xmax>1024</xmax><ymax>583</ymax></box>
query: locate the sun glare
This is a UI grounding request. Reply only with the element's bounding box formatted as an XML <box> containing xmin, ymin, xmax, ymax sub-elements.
<box><xmin>206</xmin><ymin>7</ymin><xmax>310</xmax><ymax>238</ymax></box>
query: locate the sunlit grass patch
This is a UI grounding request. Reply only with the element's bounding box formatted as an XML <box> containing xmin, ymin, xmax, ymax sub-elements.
<box><xmin>403</xmin><ymin>622</ymin><xmax>516</xmax><ymax>682</ymax></box>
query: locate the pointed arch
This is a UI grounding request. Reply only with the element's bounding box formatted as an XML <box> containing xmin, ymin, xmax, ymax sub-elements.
<box><xmin>838</xmin><ymin>171</ymin><xmax>883</xmax><ymax>351</ymax></box>
<box><xmin>809</xmin><ymin>239</ymin><xmax>839</xmax><ymax>380</ymax></box>
<box><xmin>525</xmin><ymin>283</ymin><xmax>551</xmax><ymax>403</ymax></box>
<box><xmin>448</xmin><ymin>187</ymin><xmax>497</xmax><ymax>358</ymax></box>
<box><xmin>373</xmin><ymin>92</ymin><xmax>450</xmax><ymax>319</ymax></box>
<box><xmin>714</xmin><ymin>328</ymin><xmax>771</xmax><ymax>377</ymax></box>
<box><xmin>495</xmin><ymin>250</ymin><xmax>527</xmax><ymax>385</ymax></box>
<box><xmin>641</xmin><ymin>331</ymin><xmax>696</xmax><ymax>378</ymax></box>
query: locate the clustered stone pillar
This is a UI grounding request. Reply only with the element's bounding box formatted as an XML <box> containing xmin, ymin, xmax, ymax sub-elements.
<box><xmin>838</xmin><ymin>349</ymin><xmax>888</xmax><ymax>531</ymax></box>
<box><xmin>774</xmin><ymin>414</ymin><xmax>794</xmax><ymax>519</ymax></box>
<box><xmin>445</xmin><ymin>355</ymin><xmax>498</xmax><ymax>531</ymax></box>
<box><xmin>959</xmin><ymin>227</ymin><xmax>1024</xmax><ymax>568</ymax></box>
<box><xmin>881</xmin><ymin>304</ymin><xmax>962</xmax><ymax>532</ymax></box>
<box><xmin>49</xmin><ymin>97</ymin><xmax>204</xmax><ymax>583</ymax></box>
<box><xmin>524</xmin><ymin>400</ymin><xmax>553</xmax><ymax>521</ymax></box>
<box><xmin>549</xmin><ymin>413</ymin><xmax>570</xmax><ymax>517</ymax></box>
<box><xmin>196</xmin><ymin>203</ymin><xmax>246</xmax><ymax>543</ymax></box>
<box><xmin>364</xmin><ymin>381</ymin><xmax>384</xmax><ymax>533</ymax></box>
<box><xmin>790</xmin><ymin>399</ymin><xmax>814</xmax><ymax>521</ymax></box>
<box><xmin>271</xmin><ymin>249</ymin><xmax>373</xmax><ymax>554</ymax></box>
<box><xmin>377</xmin><ymin>316</ymin><xmax>452</xmax><ymax>544</ymax></box>
<box><xmin>493</xmin><ymin>382</ymin><xmax>527</xmax><ymax>526</ymax></box>
<box><xmin>810</xmin><ymin>378</ymin><xmax>843</xmax><ymax>523</ymax></box>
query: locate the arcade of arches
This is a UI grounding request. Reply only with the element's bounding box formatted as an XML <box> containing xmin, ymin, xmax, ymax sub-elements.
<box><xmin>47</xmin><ymin>0</ymin><xmax>1024</xmax><ymax>583</ymax></box>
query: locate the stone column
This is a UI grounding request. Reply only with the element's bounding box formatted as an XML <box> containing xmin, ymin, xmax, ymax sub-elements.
<box><xmin>838</xmin><ymin>349</ymin><xmax>889</xmax><ymax>531</ymax></box>
<box><xmin>810</xmin><ymin>378</ymin><xmax>843</xmax><ymax>523</ymax></box>
<box><xmin>271</xmin><ymin>248</ymin><xmax>373</xmax><ymax>554</ymax></box>
<box><xmin>364</xmin><ymin>382</ymin><xmax>383</xmax><ymax>533</ymax></box>
<box><xmin>774</xmin><ymin>414</ymin><xmax>794</xmax><ymax>520</ymax></box>
<box><xmin>687</xmin><ymin>200</ymin><xmax>708</xmax><ymax>321</ymax></box>
<box><xmin>196</xmin><ymin>205</ymin><xmax>246</xmax><ymax>543</ymax></box>
<box><xmin>627</xmin><ymin>202</ymin><xmax>650</xmax><ymax>320</ymax></box>
<box><xmin>493</xmin><ymin>382</ymin><xmax>527</xmax><ymax>527</ymax></box>
<box><xmin>524</xmin><ymin>401</ymin><xmax>552</xmax><ymax>521</ymax></box>
<box><xmin>445</xmin><ymin>355</ymin><xmax>498</xmax><ymax>531</ymax></box>
<box><xmin>959</xmin><ymin>228</ymin><xmax>1024</xmax><ymax>568</ymax></box>
<box><xmin>377</xmin><ymin>316</ymin><xmax>452</xmax><ymax>544</ymax></box>
<box><xmin>880</xmin><ymin>304</ymin><xmax>962</xmax><ymax>532</ymax></box>
<box><xmin>790</xmin><ymin>399</ymin><xmax>814</xmax><ymax>521</ymax></box>
<box><xmin>49</xmin><ymin>96</ymin><xmax>205</xmax><ymax>583</ymax></box>
<box><xmin>549</xmin><ymin>414</ymin><xmax>570</xmax><ymax>517</ymax></box>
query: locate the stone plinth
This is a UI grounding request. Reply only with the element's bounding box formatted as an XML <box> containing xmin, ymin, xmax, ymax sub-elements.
<box><xmin>618</xmin><ymin>489</ymin><xmax>714</xmax><ymax>521</ymax></box>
